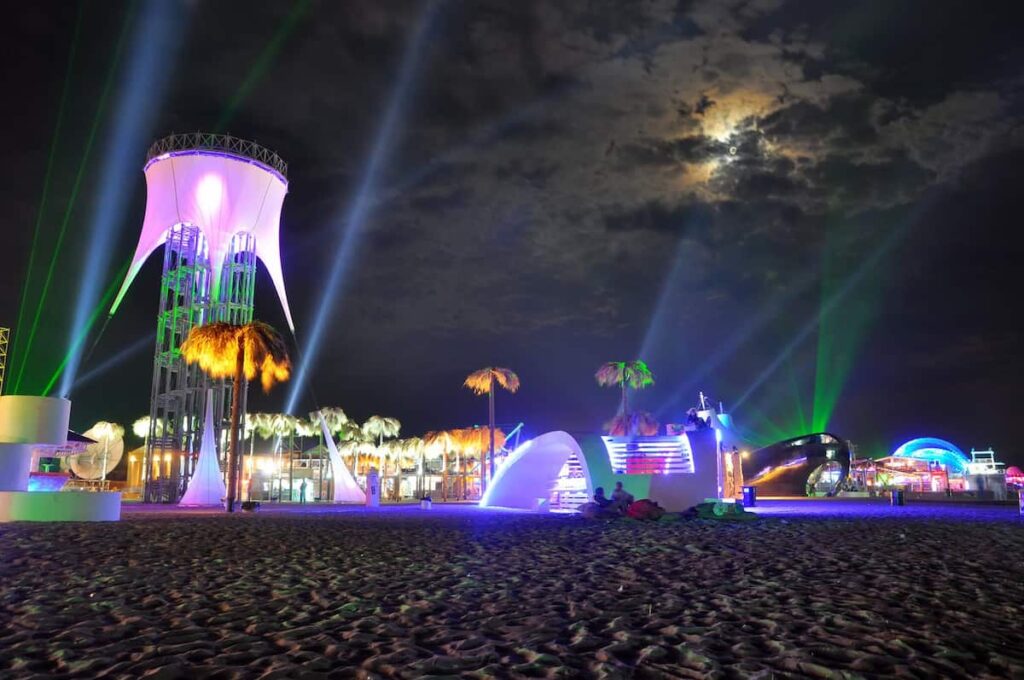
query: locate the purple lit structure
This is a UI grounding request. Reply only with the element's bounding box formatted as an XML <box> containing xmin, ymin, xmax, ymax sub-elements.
<box><xmin>111</xmin><ymin>134</ymin><xmax>294</xmax><ymax>502</ymax></box>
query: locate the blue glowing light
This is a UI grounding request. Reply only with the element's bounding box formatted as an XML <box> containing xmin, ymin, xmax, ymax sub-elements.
<box><xmin>71</xmin><ymin>333</ymin><xmax>154</xmax><ymax>391</ymax></box>
<box><xmin>284</xmin><ymin>4</ymin><xmax>438</xmax><ymax>414</ymax></box>
<box><xmin>891</xmin><ymin>438</ymin><xmax>969</xmax><ymax>474</ymax></box>
<box><xmin>59</xmin><ymin>1</ymin><xmax>184</xmax><ymax>396</ymax></box>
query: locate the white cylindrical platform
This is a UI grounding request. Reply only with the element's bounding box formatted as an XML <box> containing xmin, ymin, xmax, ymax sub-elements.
<box><xmin>0</xmin><ymin>443</ymin><xmax>35</xmax><ymax>491</ymax></box>
<box><xmin>0</xmin><ymin>396</ymin><xmax>72</xmax><ymax>493</ymax></box>
<box><xmin>0</xmin><ymin>396</ymin><xmax>71</xmax><ymax>445</ymax></box>
<box><xmin>0</xmin><ymin>491</ymin><xmax>121</xmax><ymax>522</ymax></box>
<box><xmin>0</xmin><ymin>395</ymin><xmax>121</xmax><ymax>523</ymax></box>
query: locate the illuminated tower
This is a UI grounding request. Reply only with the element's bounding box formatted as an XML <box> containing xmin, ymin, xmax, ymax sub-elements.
<box><xmin>112</xmin><ymin>133</ymin><xmax>294</xmax><ymax>502</ymax></box>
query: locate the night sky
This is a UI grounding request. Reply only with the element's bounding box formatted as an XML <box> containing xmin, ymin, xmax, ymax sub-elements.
<box><xmin>4</xmin><ymin>1</ymin><xmax>1022</xmax><ymax>464</ymax></box>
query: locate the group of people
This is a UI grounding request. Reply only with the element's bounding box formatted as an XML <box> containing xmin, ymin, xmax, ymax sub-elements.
<box><xmin>586</xmin><ymin>481</ymin><xmax>665</xmax><ymax>520</ymax></box>
<box><xmin>593</xmin><ymin>481</ymin><xmax>635</xmax><ymax>514</ymax></box>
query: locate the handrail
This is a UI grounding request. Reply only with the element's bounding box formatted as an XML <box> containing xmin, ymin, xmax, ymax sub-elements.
<box><xmin>146</xmin><ymin>132</ymin><xmax>288</xmax><ymax>178</ymax></box>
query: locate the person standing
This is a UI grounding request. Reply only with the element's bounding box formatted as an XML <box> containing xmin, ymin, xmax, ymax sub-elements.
<box><xmin>299</xmin><ymin>479</ymin><xmax>308</xmax><ymax>504</ymax></box>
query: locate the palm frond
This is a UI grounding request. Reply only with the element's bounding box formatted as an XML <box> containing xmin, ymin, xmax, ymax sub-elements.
<box><xmin>131</xmin><ymin>417</ymin><xmax>151</xmax><ymax>440</ymax></box>
<box><xmin>623</xmin><ymin>360</ymin><xmax>655</xmax><ymax>389</ymax></box>
<box><xmin>595</xmin><ymin>360</ymin><xmax>654</xmax><ymax>389</ymax></box>
<box><xmin>464</xmin><ymin>367</ymin><xmax>520</xmax><ymax>394</ymax></box>
<box><xmin>362</xmin><ymin>415</ymin><xmax>401</xmax><ymax>440</ymax></box>
<box><xmin>595</xmin><ymin>361</ymin><xmax>625</xmax><ymax>387</ymax></box>
<box><xmin>603</xmin><ymin>411</ymin><xmax>660</xmax><ymax>436</ymax></box>
<box><xmin>180</xmin><ymin>320</ymin><xmax>291</xmax><ymax>393</ymax></box>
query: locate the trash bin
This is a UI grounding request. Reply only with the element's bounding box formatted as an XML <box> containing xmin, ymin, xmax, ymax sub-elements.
<box><xmin>891</xmin><ymin>488</ymin><xmax>905</xmax><ymax>506</ymax></box>
<box><xmin>741</xmin><ymin>486</ymin><xmax>757</xmax><ymax>507</ymax></box>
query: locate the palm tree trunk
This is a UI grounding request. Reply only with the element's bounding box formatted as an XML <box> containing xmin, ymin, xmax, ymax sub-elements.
<box><xmin>247</xmin><ymin>430</ymin><xmax>255</xmax><ymax>501</ymax></box>
<box><xmin>226</xmin><ymin>336</ymin><xmax>244</xmax><ymax>512</ymax></box>
<box><xmin>620</xmin><ymin>381</ymin><xmax>627</xmax><ymax>415</ymax></box>
<box><xmin>396</xmin><ymin>452</ymin><xmax>403</xmax><ymax>501</ymax></box>
<box><xmin>488</xmin><ymin>374</ymin><xmax>496</xmax><ymax>486</ymax></box>
<box><xmin>442</xmin><ymin>450</ymin><xmax>448</xmax><ymax>501</ymax></box>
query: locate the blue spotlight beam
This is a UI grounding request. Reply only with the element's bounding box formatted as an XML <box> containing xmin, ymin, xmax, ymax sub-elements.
<box><xmin>71</xmin><ymin>332</ymin><xmax>154</xmax><ymax>391</ymax></box>
<box><xmin>285</xmin><ymin>2</ymin><xmax>439</xmax><ymax>414</ymax></box>
<box><xmin>59</xmin><ymin>0</ymin><xmax>185</xmax><ymax>396</ymax></box>
<box><xmin>653</xmin><ymin>265</ymin><xmax>821</xmax><ymax>419</ymax></box>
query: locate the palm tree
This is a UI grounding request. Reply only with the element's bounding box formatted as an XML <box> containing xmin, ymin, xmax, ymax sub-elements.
<box><xmin>180</xmin><ymin>321</ymin><xmax>291</xmax><ymax>512</ymax></box>
<box><xmin>132</xmin><ymin>416</ymin><xmax>151</xmax><ymax>442</ymax></box>
<box><xmin>270</xmin><ymin>413</ymin><xmax>299</xmax><ymax>500</ymax></box>
<box><xmin>316</xmin><ymin>407</ymin><xmax>351</xmax><ymax>439</ymax></box>
<box><xmin>401</xmin><ymin>436</ymin><xmax>425</xmax><ymax>498</ymax></box>
<box><xmin>595</xmin><ymin>361</ymin><xmax>654</xmax><ymax>417</ymax></box>
<box><xmin>464</xmin><ymin>367</ymin><xmax>520</xmax><ymax>486</ymax></box>
<box><xmin>362</xmin><ymin>415</ymin><xmax>401</xmax><ymax>474</ymax></box>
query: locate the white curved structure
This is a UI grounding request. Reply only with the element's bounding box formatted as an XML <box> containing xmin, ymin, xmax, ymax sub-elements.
<box><xmin>481</xmin><ymin>431</ymin><xmax>593</xmax><ymax>511</ymax></box>
<box><xmin>179</xmin><ymin>395</ymin><xmax>226</xmax><ymax>507</ymax></box>
<box><xmin>110</xmin><ymin>134</ymin><xmax>294</xmax><ymax>329</ymax></box>
<box><xmin>0</xmin><ymin>396</ymin><xmax>120</xmax><ymax>522</ymax></box>
<box><xmin>317</xmin><ymin>413</ymin><xmax>365</xmax><ymax>503</ymax></box>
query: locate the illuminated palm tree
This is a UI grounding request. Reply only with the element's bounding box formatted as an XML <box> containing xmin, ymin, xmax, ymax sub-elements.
<box><xmin>180</xmin><ymin>321</ymin><xmax>291</xmax><ymax>512</ymax></box>
<box><xmin>132</xmin><ymin>416</ymin><xmax>151</xmax><ymax>442</ymax></box>
<box><xmin>463</xmin><ymin>367</ymin><xmax>520</xmax><ymax>486</ymax></box>
<box><xmin>401</xmin><ymin>436</ymin><xmax>425</xmax><ymax>498</ymax></box>
<box><xmin>315</xmin><ymin>407</ymin><xmax>351</xmax><ymax>439</ymax></box>
<box><xmin>362</xmin><ymin>415</ymin><xmax>401</xmax><ymax>474</ymax></box>
<box><xmin>595</xmin><ymin>360</ymin><xmax>654</xmax><ymax>417</ymax></box>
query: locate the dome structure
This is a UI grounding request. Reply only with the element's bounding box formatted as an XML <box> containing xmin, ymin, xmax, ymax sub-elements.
<box><xmin>890</xmin><ymin>438</ymin><xmax>970</xmax><ymax>474</ymax></box>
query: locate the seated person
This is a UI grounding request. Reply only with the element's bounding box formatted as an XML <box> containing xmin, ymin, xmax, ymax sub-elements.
<box><xmin>593</xmin><ymin>487</ymin><xmax>613</xmax><ymax>508</ymax></box>
<box><xmin>610</xmin><ymin>481</ymin><xmax>634</xmax><ymax>511</ymax></box>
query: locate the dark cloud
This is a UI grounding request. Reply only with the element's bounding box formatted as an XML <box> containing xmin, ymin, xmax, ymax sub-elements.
<box><xmin>759</xmin><ymin>93</ymin><xmax>880</xmax><ymax>148</ymax></box>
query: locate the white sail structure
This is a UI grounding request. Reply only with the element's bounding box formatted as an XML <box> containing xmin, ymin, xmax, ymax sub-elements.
<box><xmin>317</xmin><ymin>412</ymin><xmax>364</xmax><ymax>502</ymax></box>
<box><xmin>179</xmin><ymin>394</ymin><xmax>226</xmax><ymax>507</ymax></box>
<box><xmin>110</xmin><ymin>133</ymin><xmax>294</xmax><ymax>330</ymax></box>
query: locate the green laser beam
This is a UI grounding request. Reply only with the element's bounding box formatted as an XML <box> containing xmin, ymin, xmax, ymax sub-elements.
<box><xmin>214</xmin><ymin>0</ymin><xmax>312</xmax><ymax>133</ymax></box>
<box><xmin>784</xmin><ymin>354</ymin><xmax>810</xmax><ymax>435</ymax></box>
<box><xmin>11</xmin><ymin>2</ymin><xmax>84</xmax><ymax>384</ymax></box>
<box><xmin>42</xmin><ymin>259</ymin><xmax>130</xmax><ymax>397</ymax></box>
<box><xmin>13</xmin><ymin>1</ymin><xmax>136</xmax><ymax>394</ymax></box>
<box><xmin>740</xmin><ymin>403</ymin><xmax>790</xmax><ymax>448</ymax></box>
<box><xmin>811</xmin><ymin>224</ymin><xmax>884</xmax><ymax>433</ymax></box>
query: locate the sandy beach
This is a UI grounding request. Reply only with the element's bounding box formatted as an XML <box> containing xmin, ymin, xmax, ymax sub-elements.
<box><xmin>2</xmin><ymin>502</ymin><xmax>1023</xmax><ymax>679</ymax></box>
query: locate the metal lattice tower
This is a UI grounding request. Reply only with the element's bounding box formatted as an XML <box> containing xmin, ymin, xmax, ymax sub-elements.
<box><xmin>0</xmin><ymin>327</ymin><xmax>9</xmax><ymax>396</ymax></box>
<box><xmin>143</xmin><ymin>226</ymin><xmax>259</xmax><ymax>502</ymax></box>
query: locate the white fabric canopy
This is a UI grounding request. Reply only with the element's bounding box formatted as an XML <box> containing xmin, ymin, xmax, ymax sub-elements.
<box><xmin>111</xmin><ymin>149</ymin><xmax>293</xmax><ymax>329</ymax></box>
<box><xmin>481</xmin><ymin>431</ymin><xmax>593</xmax><ymax>510</ymax></box>
<box><xmin>179</xmin><ymin>394</ymin><xmax>226</xmax><ymax>507</ymax></box>
<box><xmin>317</xmin><ymin>413</ymin><xmax>364</xmax><ymax>503</ymax></box>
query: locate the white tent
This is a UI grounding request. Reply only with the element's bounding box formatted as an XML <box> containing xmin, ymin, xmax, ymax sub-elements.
<box><xmin>317</xmin><ymin>413</ymin><xmax>364</xmax><ymax>503</ymax></box>
<box><xmin>179</xmin><ymin>394</ymin><xmax>226</xmax><ymax>507</ymax></box>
